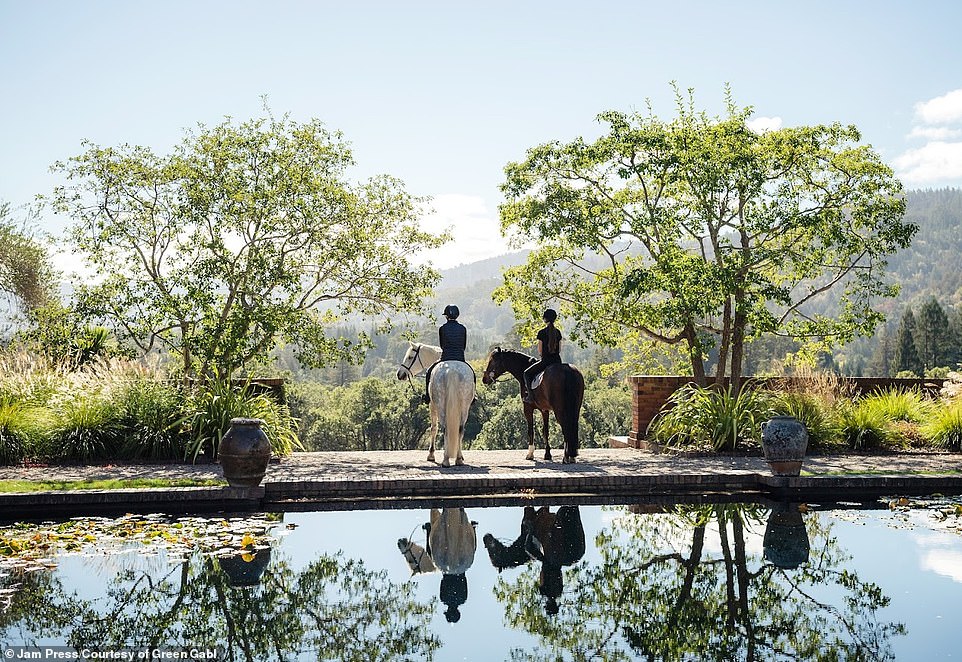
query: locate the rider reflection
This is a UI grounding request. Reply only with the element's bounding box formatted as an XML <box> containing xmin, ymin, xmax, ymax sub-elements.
<box><xmin>483</xmin><ymin>505</ymin><xmax>586</xmax><ymax>615</ymax></box>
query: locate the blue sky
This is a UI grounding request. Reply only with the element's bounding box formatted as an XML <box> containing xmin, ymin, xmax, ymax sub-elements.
<box><xmin>2</xmin><ymin>0</ymin><xmax>961</xmax><ymax>268</ymax></box>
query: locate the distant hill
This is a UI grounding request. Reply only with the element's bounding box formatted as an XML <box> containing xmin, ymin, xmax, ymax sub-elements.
<box><xmin>436</xmin><ymin>250</ymin><xmax>531</xmax><ymax>289</ymax></box>
<box><xmin>887</xmin><ymin>188</ymin><xmax>962</xmax><ymax>309</ymax></box>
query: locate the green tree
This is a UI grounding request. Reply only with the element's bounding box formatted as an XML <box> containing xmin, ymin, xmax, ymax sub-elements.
<box><xmin>915</xmin><ymin>297</ymin><xmax>954</xmax><ymax>372</ymax></box>
<box><xmin>0</xmin><ymin>203</ymin><xmax>56</xmax><ymax>317</ymax></box>
<box><xmin>893</xmin><ymin>308</ymin><xmax>923</xmax><ymax>376</ymax></box>
<box><xmin>496</xmin><ymin>87</ymin><xmax>913</xmax><ymax>392</ymax></box>
<box><xmin>51</xmin><ymin>112</ymin><xmax>445</xmax><ymax>380</ymax></box>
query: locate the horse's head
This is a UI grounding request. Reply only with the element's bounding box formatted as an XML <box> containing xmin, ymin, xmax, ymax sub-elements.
<box><xmin>397</xmin><ymin>341</ymin><xmax>421</xmax><ymax>381</ymax></box>
<box><xmin>482</xmin><ymin>347</ymin><xmax>506</xmax><ymax>385</ymax></box>
<box><xmin>397</xmin><ymin>537</ymin><xmax>436</xmax><ymax>575</ymax></box>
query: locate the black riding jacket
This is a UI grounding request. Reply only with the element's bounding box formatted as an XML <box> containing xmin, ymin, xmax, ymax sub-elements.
<box><xmin>439</xmin><ymin>320</ymin><xmax>467</xmax><ymax>362</ymax></box>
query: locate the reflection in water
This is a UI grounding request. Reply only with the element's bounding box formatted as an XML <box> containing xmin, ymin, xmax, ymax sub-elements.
<box><xmin>1</xmin><ymin>503</ymin><xmax>924</xmax><ymax>660</ymax></box>
<box><xmin>397</xmin><ymin>507</ymin><xmax>478</xmax><ymax>623</ymax></box>
<box><xmin>483</xmin><ymin>506</ymin><xmax>586</xmax><ymax>615</ymax></box>
<box><xmin>763</xmin><ymin>502</ymin><xmax>811</xmax><ymax>569</ymax></box>
<box><xmin>492</xmin><ymin>503</ymin><xmax>904</xmax><ymax>661</ymax></box>
<box><xmin>1</xmin><ymin>517</ymin><xmax>440</xmax><ymax>661</ymax></box>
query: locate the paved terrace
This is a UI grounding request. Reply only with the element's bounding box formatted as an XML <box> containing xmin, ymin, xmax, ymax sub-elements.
<box><xmin>2</xmin><ymin>448</ymin><xmax>961</xmax><ymax>518</ymax></box>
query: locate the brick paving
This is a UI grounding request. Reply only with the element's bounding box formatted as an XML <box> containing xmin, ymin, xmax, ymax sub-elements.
<box><xmin>1</xmin><ymin>448</ymin><xmax>961</xmax><ymax>518</ymax></box>
<box><xmin>2</xmin><ymin>447</ymin><xmax>959</xmax><ymax>484</ymax></box>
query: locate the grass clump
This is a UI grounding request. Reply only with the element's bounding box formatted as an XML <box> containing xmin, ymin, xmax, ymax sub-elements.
<box><xmin>184</xmin><ymin>379</ymin><xmax>300</xmax><ymax>462</ymax></box>
<box><xmin>649</xmin><ymin>383</ymin><xmax>773</xmax><ymax>452</ymax></box>
<box><xmin>835</xmin><ymin>400</ymin><xmax>893</xmax><ymax>450</ymax></box>
<box><xmin>921</xmin><ymin>402</ymin><xmax>962</xmax><ymax>451</ymax></box>
<box><xmin>860</xmin><ymin>389</ymin><xmax>931</xmax><ymax>423</ymax></box>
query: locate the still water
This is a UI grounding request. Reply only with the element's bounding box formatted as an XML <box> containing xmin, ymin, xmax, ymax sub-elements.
<box><xmin>2</xmin><ymin>498</ymin><xmax>962</xmax><ymax>661</ymax></box>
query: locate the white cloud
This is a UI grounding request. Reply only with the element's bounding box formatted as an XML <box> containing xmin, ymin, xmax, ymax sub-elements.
<box><xmin>914</xmin><ymin>89</ymin><xmax>962</xmax><ymax>125</ymax></box>
<box><xmin>895</xmin><ymin>89</ymin><xmax>962</xmax><ymax>187</ymax></box>
<box><xmin>747</xmin><ymin>116</ymin><xmax>782</xmax><ymax>133</ymax></box>
<box><xmin>891</xmin><ymin>141</ymin><xmax>962</xmax><ymax>185</ymax></box>
<box><xmin>418</xmin><ymin>194</ymin><xmax>512</xmax><ymax>269</ymax></box>
<box><xmin>920</xmin><ymin>548</ymin><xmax>962</xmax><ymax>583</ymax></box>
<box><xmin>907</xmin><ymin>126</ymin><xmax>962</xmax><ymax>141</ymax></box>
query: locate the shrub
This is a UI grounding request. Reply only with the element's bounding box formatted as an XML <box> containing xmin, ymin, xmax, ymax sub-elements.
<box><xmin>921</xmin><ymin>402</ymin><xmax>962</xmax><ymax>451</ymax></box>
<box><xmin>184</xmin><ymin>379</ymin><xmax>300</xmax><ymax>462</ymax></box>
<box><xmin>649</xmin><ymin>383</ymin><xmax>774</xmax><ymax>452</ymax></box>
<box><xmin>581</xmin><ymin>380</ymin><xmax>632</xmax><ymax>448</ymax></box>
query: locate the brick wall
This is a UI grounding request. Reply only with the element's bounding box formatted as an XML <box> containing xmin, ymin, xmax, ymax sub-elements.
<box><xmin>627</xmin><ymin>375</ymin><xmax>947</xmax><ymax>447</ymax></box>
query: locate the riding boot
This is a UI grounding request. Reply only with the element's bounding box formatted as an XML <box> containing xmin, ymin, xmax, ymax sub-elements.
<box><xmin>522</xmin><ymin>376</ymin><xmax>534</xmax><ymax>403</ymax></box>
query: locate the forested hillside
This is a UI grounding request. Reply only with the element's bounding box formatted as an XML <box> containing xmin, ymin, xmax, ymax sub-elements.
<box><xmin>831</xmin><ymin>188</ymin><xmax>962</xmax><ymax>376</ymax></box>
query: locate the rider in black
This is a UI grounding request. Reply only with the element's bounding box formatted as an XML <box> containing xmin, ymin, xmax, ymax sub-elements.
<box><xmin>424</xmin><ymin>304</ymin><xmax>467</xmax><ymax>403</ymax></box>
<box><xmin>523</xmin><ymin>308</ymin><xmax>562</xmax><ymax>403</ymax></box>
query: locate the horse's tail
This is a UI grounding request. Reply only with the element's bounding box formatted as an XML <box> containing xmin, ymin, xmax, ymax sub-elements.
<box><xmin>560</xmin><ymin>367</ymin><xmax>585</xmax><ymax>457</ymax></box>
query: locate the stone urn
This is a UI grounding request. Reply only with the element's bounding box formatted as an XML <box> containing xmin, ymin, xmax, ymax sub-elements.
<box><xmin>763</xmin><ymin>503</ymin><xmax>810</xmax><ymax>569</ymax></box>
<box><xmin>760</xmin><ymin>415</ymin><xmax>808</xmax><ymax>477</ymax></box>
<box><xmin>218</xmin><ymin>548</ymin><xmax>272</xmax><ymax>588</ymax></box>
<box><xmin>219</xmin><ymin>417</ymin><xmax>271</xmax><ymax>487</ymax></box>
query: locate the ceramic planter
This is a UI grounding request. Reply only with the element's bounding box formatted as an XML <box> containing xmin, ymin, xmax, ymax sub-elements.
<box><xmin>760</xmin><ymin>415</ymin><xmax>808</xmax><ymax>477</ymax></box>
<box><xmin>219</xmin><ymin>417</ymin><xmax>271</xmax><ymax>487</ymax></box>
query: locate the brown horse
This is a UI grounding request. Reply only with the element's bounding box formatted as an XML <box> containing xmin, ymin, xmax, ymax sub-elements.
<box><xmin>481</xmin><ymin>348</ymin><xmax>584</xmax><ymax>463</ymax></box>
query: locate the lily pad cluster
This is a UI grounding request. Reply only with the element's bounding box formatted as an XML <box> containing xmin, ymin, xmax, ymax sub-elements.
<box><xmin>883</xmin><ymin>496</ymin><xmax>962</xmax><ymax>534</ymax></box>
<box><xmin>0</xmin><ymin>513</ymin><xmax>287</xmax><ymax>575</ymax></box>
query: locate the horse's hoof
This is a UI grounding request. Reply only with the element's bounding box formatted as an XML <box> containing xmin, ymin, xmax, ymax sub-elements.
<box><xmin>525</xmin><ymin>453</ymin><xmax>535</xmax><ymax>461</ymax></box>
<box><xmin>441</xmin><ymin>459</ymin><xmax>451</xmax><ymax>468</ymax></box>
<box><xmin>455</xmin><ymin>458</ymin><xmax>464</xmax><ymax>466</ymax></box>
<box><xmin>563</xmin><ymin>456</ymin><xmax>576</xmax><ymax>464</ymax></box>
<box><xmin>544</xmin><ymin>453</ymin><xmax>552</xmax><ymax>462</ymax></box>
<box><xmin>426</xmin><ymin>454</ymin><xmax>435</xmax><ymax>463</ymax></box>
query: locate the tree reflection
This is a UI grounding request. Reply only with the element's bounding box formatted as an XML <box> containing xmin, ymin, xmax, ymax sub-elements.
<box><xmin>493</xmin><ymin>503</ymin><xmax>905</xmax><ymax>661</ymax></box>
<box><xmin>2</xmin><ymin>549</ymin><xmax>440</xmax><ymax>661</ymax></box>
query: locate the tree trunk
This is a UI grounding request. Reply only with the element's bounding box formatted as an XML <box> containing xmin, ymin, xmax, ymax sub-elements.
<box><xmin>715</xmin><ymin>298</ymin><xmax>732</xmax><ymax>387</ymax></box>
<box><xmin>684</xmin><ymin>322</ymin><xmax>707</xmax><ymax>387</ymax></box>
<box><xmin>730</xmin><ymin>291</ymin><xmax>747</xmax><ymax>395</ymax></box>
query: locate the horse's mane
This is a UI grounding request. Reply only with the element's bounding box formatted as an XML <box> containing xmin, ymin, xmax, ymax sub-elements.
<box><xmin>489</xmin><ymin>346</ymin><xmax>536</xmax><ymax>364</ymax></box>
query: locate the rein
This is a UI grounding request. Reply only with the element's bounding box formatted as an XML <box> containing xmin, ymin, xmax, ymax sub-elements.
<box><xmin>398</xmin><ymin>344</ymin><xmax>426</xmax><ymax>395</ymax></box>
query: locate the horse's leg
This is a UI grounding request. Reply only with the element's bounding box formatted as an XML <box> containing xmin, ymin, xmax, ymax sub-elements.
<box><xmin>524</xmin><ymin>404</ymin><xmax>535</xmax><ymax>461</ymax></box>
<box><xmin>541</xmin><ymin>410</ymin><xmax>551</xmax><ymax>461</ymax></box>
<box><xmin>427</xmin><ymin>403</ymin><xmax>438</xmax><ymax>463</ymax></box>
<box><xmin>455</xmin><ymin>418</ymin><xmax>465</xmax><ymax>466</ymax></box>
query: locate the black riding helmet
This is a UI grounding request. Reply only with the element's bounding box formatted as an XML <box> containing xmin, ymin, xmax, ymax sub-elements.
<box><xmin>542</xmin><ymin>308</ymin><xmax>557</xmax><ymax>323</ymax></box>
<box><xmin>443</xmin><ymin>304</ymin><xmax>460</xmax><ymax>319</ymax></box>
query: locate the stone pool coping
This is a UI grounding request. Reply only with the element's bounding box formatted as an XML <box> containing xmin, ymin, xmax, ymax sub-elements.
<box><xmin>2</xmin><ymin>448</ymin><xmax>961</xmax><ymax>518</ymax></box>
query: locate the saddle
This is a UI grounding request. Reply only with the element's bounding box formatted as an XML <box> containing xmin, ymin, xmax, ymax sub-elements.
<box><xmin>531</xmin><ymin>363</ymin><xmax>567</xmax><ymax>391</ymax></box>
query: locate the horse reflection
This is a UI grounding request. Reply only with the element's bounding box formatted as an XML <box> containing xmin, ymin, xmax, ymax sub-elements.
<box><xmin>397</xmin><ymin>508</ymin><xmax>477</xmax><ymax>623</ymax></box>
<box><xmin>483</xmin><ymin>506</ymin><xmax>585</xmax><ymax>615</ymax></box>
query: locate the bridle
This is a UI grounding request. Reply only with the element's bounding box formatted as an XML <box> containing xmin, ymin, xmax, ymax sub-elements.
<box><xmin>399</xmin><ymin>525</ymin><xmax>432</xmax><ymax>574</ymax></box>
<box><xmin>398</xmin><ymin>344</ymin><xmax>427</xmax><ymax>395</ymax></box>
<box><xmin>483</xmin><ymin>352</ymin><xmax>508</xmax><ymax>385</ymax></box>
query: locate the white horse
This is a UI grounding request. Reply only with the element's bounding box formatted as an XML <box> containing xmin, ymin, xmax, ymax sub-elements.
<box><xmin>397</xmin><ymin>341</ymin><xmax>475</xmax><ymax>467</ymax></box>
